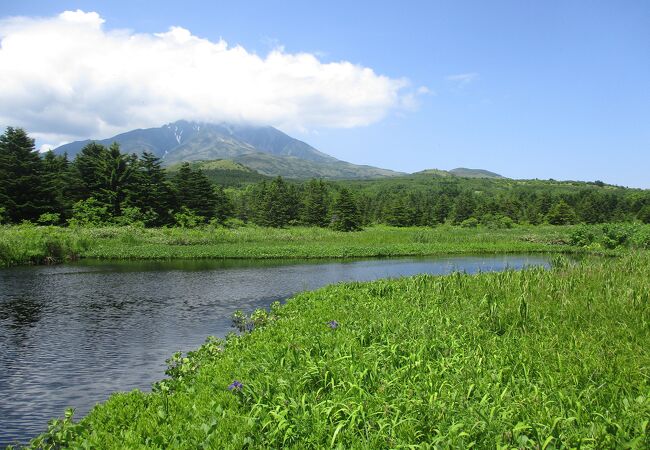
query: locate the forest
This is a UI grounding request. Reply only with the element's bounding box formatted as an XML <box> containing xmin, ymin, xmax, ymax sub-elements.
<box><xmin>2</xmin><ymin>126</ymin><xmax>650</xmax><ymax>232</ymax></box>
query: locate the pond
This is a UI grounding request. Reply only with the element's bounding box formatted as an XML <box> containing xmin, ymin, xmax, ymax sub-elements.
<box><xmin>0</xmin><ymin>254</ymin><xmax>550</xmax><ymax>445</ymax></box>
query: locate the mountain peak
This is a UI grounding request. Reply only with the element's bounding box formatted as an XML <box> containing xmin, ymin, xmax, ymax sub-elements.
<box><xmin>53</xmin><ymin>120</ymin><xmax>402</xmax><ymax>180</ymax></box>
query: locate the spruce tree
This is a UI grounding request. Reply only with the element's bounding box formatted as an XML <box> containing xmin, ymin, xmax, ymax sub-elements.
<box><xmin>451</xmin><ymin>191</ymin><xmax>476</xmax><ymax>224</ymax></box>
<box><xmin>386</xmin><ymin>198</ymin><xmax>411</xmax><ymax>227</ymax></box>
<box><xmin>213</xmin><ymin>185</ymin><xmax>233</xmax><ymax>224</ymax></box>
<box><xmin>41</xmin><ymin>151</ymin><xmax>70</xmax><ymax>222</ymax></box>
<box><xmin>331</xmin><ymin>188</ymin><xmax>361</xmax><ymax>231</ymax></box>
<box><xmin>546</xmin><ymin>200</ymin><xmax>577</xmax><ymax>225</ymax></box>
<box><xmin>102</xmin><ymin>142</ymin><xmax>137</xmax><ymax>217</ymax></box>
<box><xmin>129</xmin><ymin>152</ymin><xmax>176</xmax><ymax>225</ymax></box>
<box><xmin>69</xmin><ymin>142</ymin><xmax>109</xmax><ymax>202</ymax></box>
<box><xmin>172</xmin><ymin>163</ymin><xmax>217</xmax><ymax>220</ymax></box>
<box><xmin>0</xmin><ymin>127</ymin><xmax>48</xmax><ymax>222</ymax></box>
<box><xmin>258</xmin><ymin>177</ymin><xmax>292</xmax><ymax>227</ymax></box>
<box><xmin>302</xmin><ymin>179</ymin><xmax>329</xmax><ymax>227</ymax></box>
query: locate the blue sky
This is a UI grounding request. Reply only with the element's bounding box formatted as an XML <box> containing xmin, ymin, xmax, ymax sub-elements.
<box><xmin>1</xmin><ymin>1</ymin><xmax>649</xmax><ymax>187</ymax></box>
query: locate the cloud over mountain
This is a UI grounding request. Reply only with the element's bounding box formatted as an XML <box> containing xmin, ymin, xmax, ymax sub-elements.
<box><xmin>0</xmin><ymin>10</ymin><xmax>416</xmax><ymax>146</ymax></box>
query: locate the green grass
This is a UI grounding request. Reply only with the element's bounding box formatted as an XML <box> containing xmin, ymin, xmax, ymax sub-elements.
<box><xmin>24</xmin><ymin>252</ymin><xmax>650</xmax><ymax>448</ymax></box>
<box><xmin>0</xmin><ymin>224</ymin><xmax>586</xmax><ymax>268</ymax></box>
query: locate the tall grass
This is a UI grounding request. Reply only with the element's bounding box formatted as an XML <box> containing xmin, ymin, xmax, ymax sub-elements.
<box><xmin>23</xmin><ymin>252</ymin><xmax>650</xmax><ymax>448</ymax></box>
<box><xmin>0</xmin><ymin>224</ymin><xmax>593</xmax><ymax>267</ymax></box>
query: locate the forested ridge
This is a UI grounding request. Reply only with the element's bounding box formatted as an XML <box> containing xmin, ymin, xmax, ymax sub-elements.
<box><xmin>2</xmin><ymin>127</ymin><xmax>649</xmax><ymax>231</ymax></box>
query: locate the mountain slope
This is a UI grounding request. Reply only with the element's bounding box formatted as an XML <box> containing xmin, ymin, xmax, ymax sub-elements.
<box><xmin>166</xmin><ymin>160</ymin><xmax>271</xmax><ymax>186</ymax></box>
<box><xmin>448</xmin><ymin>168</ymin><xmax>503</xmax><ymax>178</ymax></box>
<box><xmin>413</xmin><ymin>167</ymin><xmax>504</xmax><ymax>179</ymax></box>
<box><xmin>54</xmin><ymin>120</ymin><xmax>402</xmax><ymax>179</ymax></box>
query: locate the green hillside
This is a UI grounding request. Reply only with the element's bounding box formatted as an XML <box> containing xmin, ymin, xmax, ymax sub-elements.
<box><xmin>166</xmin><ymin>159</ymin><xmax>271</xmax><ymax>186</ymax></box>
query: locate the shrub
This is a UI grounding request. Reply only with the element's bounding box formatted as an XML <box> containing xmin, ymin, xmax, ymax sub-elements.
<box><xmin>113</xmin><ymin>207</ymin><xmax>148</xmax><ymax>227</ymax></box>
<box><xmin>174</xmin><ymin>207</ymin><xmax>203</xmax><ymax>228</ymax></box>
<box><xmin>37</xmin><ymin>212</ymin><xmax>61</xmax><ymax>226</ymax></box>
<box><xmin>68</xmin><ymin>198</ymin><xmax>109</xmax><ymax>227</ymax></box>
<box><xmin>569</xmin><ymin>225</ymin><xmax>596</xmax><ymax>247</ymax></box>
<box><xmin>460</xmin><ymin>217</ymin><xmax>479</xmax><ymax>228</ymax></box>
<box><xmin>601</xmin><ymin>223</ymin><xmax>636</xmax><ymax>249</ymax></box>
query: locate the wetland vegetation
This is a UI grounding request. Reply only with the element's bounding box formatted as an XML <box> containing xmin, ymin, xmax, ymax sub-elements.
<box><xmin>18</xmin><ymin>253</ymin><xmax>650</xmax><ymax>449</ymax></box>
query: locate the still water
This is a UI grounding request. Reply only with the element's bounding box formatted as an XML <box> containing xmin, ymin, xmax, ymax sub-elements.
<box><xmin>0</xmin><ymin>255</ymin><xmax>549</xmax><ymax>445</ymax></box>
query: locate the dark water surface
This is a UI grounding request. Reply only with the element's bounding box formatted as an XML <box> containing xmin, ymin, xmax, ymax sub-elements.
<box><xmin>0</xmin><ymin>255</ymin><xmax>549</xmax><ymax>445</ymax></box>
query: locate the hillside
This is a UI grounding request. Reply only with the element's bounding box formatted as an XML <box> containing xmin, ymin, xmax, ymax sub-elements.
<box><xmin>413</xmin><ymin>167</ymin><xmax>504</xmax><ymax>179</ymax></box>
<box><xmin>54</xmin><ymin>120</ymin><xmax>403</xmax><ymax>180</ymax></box>
<box><xmin>448</xmin><ymin>167</ymin><xmax>504</xmax><ymax>178</ymax></box>
<box><xmin>166</xmin><ymin>160</ymin><xmax>271</xmax><ymax>186</ymax></box>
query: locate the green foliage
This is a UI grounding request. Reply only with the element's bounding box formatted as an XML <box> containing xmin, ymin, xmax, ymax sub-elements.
<box><xmin>174</xmin><ymin>206</ymin><xmax>204</xmax><ymax>228</ymax></box>
<box><xmin>330</xmin><ymin>188</ymin><xmax>361</xmax><ymax>231</ymax></box>
<box><xmin>385</xmin><ymin>198</ymin><xmax>413</xmax><ymax>227</ymax></box>
<box><xmin>0</xmin><ymin>127</ymin><xmax>50</xmax><ymax>222</ymax></box>
<box><xmin>37</xmin><ymin>213</ymin><xmax>61</xmax><ymax>226</ymax></box>
<box><xmin>68</xmin><ymin>198</ymin><xmax>109</xmax><ymax>227</ymax></box>
<box><xmin>25</xmin><ymin>408</ymin><xmax>86</xmax><ymax>450</ymax></box>
<box><xmin>172</xmin><ymin>163</ymin><xmax>218</xmax><ymax>220</ymax></box>
<box><xmin>601</xmin><ymin>223</ymin><xmax>636</xmax><ymax>249</ymax></box>
<box><xmin>638</xmin><ymin>205</ymin><xmax>650</xmax><ymax>224</ymax></box>
<box><xmin>129</xmin><ymin>152</ymin><xmax>176</xmax><ymax>226</ymax></box>
<box><xmin>27</xmin><ymin>254</ymin><xmax>650</xmax><ymax>448</ymax></box>
<box><xmin>166</xmin><ymin>159</ymin><xmax>271</xmax><ymax>187</ymax></box>
<box><xmin>231</xmin><ymin>303</ymin><xmax>280</xmax><ymax>333</ymax></box>
<box><xmin>302</xmin><ymin>179</ymin><xmax>329</xmax><ymax>227</ymax></box>
<box><xmin>451</xmin><ymin>191</ymin><xmax>476</xmax><ymax>224</ymax></box>
<box><xmin>569</xmin><ymin>224</ymin><xmax>596</xmax><ymax>247</ymax></box>
<box><xmin>254</xmin><ymin>177</ymin><xmax>298</xmax><ymax>227</ymax></box>
<box><xmin>460</xmin><ymin>217</ymin><xmax>479</xmax><ymax>228</ymax></box>
<box><xmin>113</xmin><ymin>206</ymin><xmax>148</xmax><ymax>227</ymax></box>
<box><xmin>547</xmin><ymin>200</ymin><xmax>577</xmax><ymax>225</ymax></box>
<box><xmin>1</xmin><ymin>224</ymin><xmax>587</xmax><ymax>268</ymax></box>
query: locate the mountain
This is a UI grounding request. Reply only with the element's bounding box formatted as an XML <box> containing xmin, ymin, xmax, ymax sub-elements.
<box><xmin>54</xmin><ymin>120</ymin><xmax>402</xmax><ymax>180</ymax></box>
<box><xmin>414</xmin><ymin>167</ymin><xmax>504</xmax><ymax>179</ymax></box>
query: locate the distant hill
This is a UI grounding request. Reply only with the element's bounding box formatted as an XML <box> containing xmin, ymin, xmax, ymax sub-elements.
<box><xmin>448</xmin><ymin>168</ymin><xmax>504</xmax><ymax>178</ymax></box>
<box><xmin>54</xmin><ymin>120</ymin><xmax>403</xmax><ymax>180</ymax></box>
<box><xmin>413</xmin><ymin>167</ymin><xmax>504</xmax><ymax>179</ymax></box>
<box><xmin>166</xmin><ymin>160</ymin><xmax>271</xmax><ymax>187</ymax></box>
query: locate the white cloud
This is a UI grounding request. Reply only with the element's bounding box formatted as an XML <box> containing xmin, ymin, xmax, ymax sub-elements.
<box><xmin>445</xmin><ymin>72</ymin><xmax>480</xmax><ymax>86</ymax></box>
<box><xmin>0</xmin><ymin>10</ymin><xmax>419</xmax><ymax>145</ymax></box>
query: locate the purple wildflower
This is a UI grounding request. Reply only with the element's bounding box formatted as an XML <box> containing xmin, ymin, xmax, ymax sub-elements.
<box><xmin>328</xmin><ymin>320</ymin><xmax>339</xmax><ymax>329</ymax></box>
<box><xmin>228</xmin><ymin>380</ymin><xmax>243</xmax><ymax>391</ymax></box>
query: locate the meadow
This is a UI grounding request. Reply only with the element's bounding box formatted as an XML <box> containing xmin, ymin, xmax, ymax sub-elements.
<box><xmin>0</xmin><ymin>223</ymin><xmax>598</xmax><ymax>268</ymax></box>
<box><xmin>22</xmin><ymin>252</ymin><xmax>650</xmax><ymax>449</ymax></box>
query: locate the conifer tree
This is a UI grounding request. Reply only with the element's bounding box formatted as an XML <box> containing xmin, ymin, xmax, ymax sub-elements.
<box><xmin>331</xmin><ymin>188</ymin><xmax>361</xmax><ymax>231</ymax></box>
<box><xmin>302</xmin><ymin>179</ymin><xmax>329</xmax><ymax>227</ymax></box>
<box><xmin>451</xmin><ymin>191</ymin><xmax>476</xmax><ymax>224</ymax></box>
<box><xmin>69</xmin><ymin>142</ymin><xmax>109</xmax><ymax>202</ymax></box>
<box><xmin>41</xmin><ymin>150</ymin><xmax>70</xmax><ymax>221</ymax></box>
<box><xmin>172</xmin><ymin>163</ymin><xmax>217</xmax><ymax>220</ymax></box>
<box><xmin>257</xmin><ymin>176</ymin><xmax>292</xmax><ymax>227</ymax></box>
<box><xmin>386</xmin><ymin>197</ymin><xmax>411</xmax><ymax>227</ymax></box>
<box><xmin>129</xmin><ymin>152</ymin><xmax>176</xmax><ymax>225</ymax></box>
<box><xmin>213</xmin><ymin>185</ymin><xmax>233</xmax><ymax>224</ymax></box>
<box><xmin>102</xmin><ymin>142</ymin><xmax>137</xmax><ymax>217</ymax></box>
<box><xmin>546</xmin><ymin>200</ymin><xmax>577</xmax><ymax>225</ymax></box>
<box><xmin>0</xmin><ymin>127</ymin><xmax>48</xmax><ymax>222</ymax></box>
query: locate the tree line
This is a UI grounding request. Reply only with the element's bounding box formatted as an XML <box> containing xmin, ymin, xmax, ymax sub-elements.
<box><xmin>1</xmin><ymin>127</ymin><xmax>649</xmax><ymax>230</ymax></box>
<box><xmin>0</xmin><ymin>127</ymin><xmax>361</xmax><ymax>230</ymax></box>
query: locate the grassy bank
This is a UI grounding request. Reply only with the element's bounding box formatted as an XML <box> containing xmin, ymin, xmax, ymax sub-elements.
<box><xmin>23</xmin><ymin>252</ymin><xmax>649</xmax><ymax>448</ymax></box>
<box><xmin>0</xmin><ymin>224</ymin><xmax>586</xmax><ymax>268</ymax></box>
